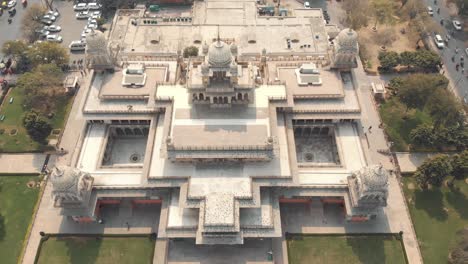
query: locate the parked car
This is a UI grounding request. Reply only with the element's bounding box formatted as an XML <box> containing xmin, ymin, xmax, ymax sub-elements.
<box><xmin>44</xmin><ymin>25</ymin><xmax>61</xmax><ymax>32</ymax></box>
<box><xmin>427</xmin><ymin>6</ymin><xmax>433</xmax><ymax>16</ymax></box>
<box><xmin>87</xmin><ymin>18</ymin><xmax>97</xmax><ymax>24</ymax></box>
<box><xmin>87</xmin><ymin>2</ymin><xmax>101</xmax><ymax>10</ymax></box>
<box><xmin>42</xmin><ymin>14</ymin><xmax>56</xmax><ymax>21</ymax></box>
<box><xmin>46</xmin><ymin>34</ymin><xmax>62</xmax><ymax>43</ymax></box>
<box><xmin>40</xmin><ymin>18</ymin><xmax>53</xmax><ymax>25</ymax></box>
<box><xmin>433</xmin><ymin>34</ymin><xmax>445</xmax><ymax>49</ymax></box>
<box><xmin>452</xmin><ymin>20</ymin><xmax>462</xmax><ymax>30</ymax></box>
<box><xmin>73</xmin><ymin>3</ymin><xmax>87</xmax><ymax>11</ymax></box>
<box><xmin>35</xmin><ymin>29</ymin><xmax>50</xmax><ymax>38</ymax></box>
<box><xmin>46</xmin><ymin>10</ymin><xmax>59</xmax><ymax>17</ymax></box>
<box><xmin>86</xmin><ymin>22</ymin><xmax>98</xmax><ymax>30</ymax></box>
<box><xmin>81</xmin><ymin>28</ymin><xmax>91</xmax><ymax>39</ymax></box>
<box><xmin>76</xmin><ymin>11</ymin><xmax>89</xmax><ymax>19</ymax></box>
<box><xmin>7</xmin><ymin>0</ymin><xmax>15</xmax><ymax>8</ymax></box>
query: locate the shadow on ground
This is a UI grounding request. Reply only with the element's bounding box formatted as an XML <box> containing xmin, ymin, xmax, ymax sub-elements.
<box><xmin>413</xmin><ymin>188</ymin><xmax>448</xmax><ymax>221</ymax></box>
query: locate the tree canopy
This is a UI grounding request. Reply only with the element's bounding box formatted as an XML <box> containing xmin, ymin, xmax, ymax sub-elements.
<box><xmin>21</xmin><ymin>3</ymin><xmax>46</xmax><ymax>42</ymax></box>
<box><xmin>415</xmin><ymin>154</ymin><xmax>452</xmax><ymax>188</ymax></box>
<box><xmin>23</xmin><ymin>110</ymin><xmax>52</xmax><ymax>143</ymax></box>
<box><xmin>27</xmin><ymin>42</ymin><xmax>69</xmax><ymax>68</ymax></box>
<box><xmin>183</xmin><ymin>46</ymin><xmax>199</xmax><ymax>58</ymax></box>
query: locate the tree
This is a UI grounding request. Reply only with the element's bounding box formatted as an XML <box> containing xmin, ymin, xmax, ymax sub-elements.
<box><xmin>399</xmin><ymin>51</ymin><xmax>415</xmax><ymax>69</ymax></box>
<box><xmin>2</xmin><ymin>40</ymin><xmax>29</xmax><ymax>57</ymax></box>
<box><xmin>27</xmin><ymin>42</ymin><xmax>69</xmax><ymax>68</ymax></box>
<box><xmin>378</xmin><ymin>51</ymin><xmax>400</xmax><ymax>71</ymax></box>
<box><xmin>425</xmin><ymin>89</ymin><xmax>464</xmax><ymax>128</ymax></box>
<box><xmin>375</xmin><ymin>28</ymin><xmax>397</xmax><ymax>47</ymax></box>
<box><xmin>412</xmin><ymin>50</ymin><xmax>441</xmax><ymax>72</ymax></box>
<box><xmin>23</xmin><ymin>111</ymin><xmax>52</xmax><ymax>143</ymax></box>
<box><xmin>451</xmin><ymin>150</ymin><xmax>468</xmax><ymax>180</ymax></box>
<box><xmin>343</xmin><ymin>0</ymin><xmax>370</xmax><ymax>30</ymax></box>
<box><xmin>397</xmin><ymin>74</ymin><xmax>448</xmax><ymax>110</ymax></box>
<box><xmin>17</xmin><ymin>64</ymin><xmax>64</xmax><ymax>115</ymax></box>
<box><xmin>410</xmin><ymin>123</ymin><xmax>435</xmax><ymax>147</ymax></box>
<box><xmin>415</xmin><ymin>154</ymin><xmax>452</xmax><ymax>188</ymax></box>
<box><xmin>183</xmin><ymin>46</ymin><xmax>199</xmax><ymax>58</ymax></box>
<box><xmin>448</xmin><ymin>228</ymin><xmax>468</xmax><ymax>264</ymax></box>
<box><xmin>371</xmin><ymin>0</ymin><xmax>396</xmax><ymax>29</ymax></box>
<box><xmin>21</xmin><ymin>3</ymin><xmax>47</xmax><ymax>42</ymax></box>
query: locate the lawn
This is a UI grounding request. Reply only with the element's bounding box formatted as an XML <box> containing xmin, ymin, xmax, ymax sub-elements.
<box><xmin>287</xmin><ymin>235</ymin><xmax>406</xmax><ymax>264</ymax></box>
<box><xmin>0</xmin><ymin>175</ymin><xmax>40</xmax><ymax>264</ymax></box>
<box><xmin>0</xmin><ymin>87</ymin><xmax>73</xmax><ymax>152</ymax></box>
<box><xmin>37</xmin><ymin>236</ymin><xmax>155</xmax><ymax>264</ymax></box>
<box><xmin>379</xmin><ymin>98</ymin><xmax>432</xmax><ymax>151</ymax></box>
<box><xmin>403</xmin><ymin>177</ymin><xmax>468</xmax><ymax>264</ymax></box>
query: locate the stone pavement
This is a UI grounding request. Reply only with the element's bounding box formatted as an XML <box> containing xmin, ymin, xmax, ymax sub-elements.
<box><xmin>395</xmin><ymin>152</ymin><xmax>444</xmax><ymax>174</ymax></box>
<box><xmin>0</xmin><ymin>153</ymin><xmax>47</xmax><ymax>174</ymax></box>
<box><xmin>352</xmin><ymin>59</ymin><xmax>424</xmax><ymax>264</ymax></box>
<box><xmin>20</xmin><ymin>71</ymin><xmax>93</xmax><ymax>264</ymax></box>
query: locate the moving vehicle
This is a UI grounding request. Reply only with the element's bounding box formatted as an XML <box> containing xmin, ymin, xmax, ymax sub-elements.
<box><xmin>76</xmin><ymin>11</ymin><xmax>89</xmax><ymax>19</ymax></box>
<box><xmin>73</xmin><ymin>3</ymin><xmax>87</xmax><ymax>11</ymax></box>
<box><xmin>44</xmin><ymin>25</ymin><xmax>61</xmax><ymax>32</ymax></box>
<box><xmin>452</xmin><ymin>20</ymin><xmax>462</xmax><ymax>30</ymax></box>
<box><xmin>7</xmin><ymin>0</ymin><xmax>15</xmax><ymax>8</ymax></box>
<box><xmin>69</xmin><ymin>40</ymin><xmax>86</xmax><ymax>51</ymax></box>
<box><xmin>46</xmin><ymin>34</ymin><xmax>62</xmax><ymax>43</ymax></box>
<box><xmin>433</xmin><ymin>34</ymin><xmax>444</xmax><ymax>49</ymax></box>
<box><xmin>427</xmin><ymin>6</ymin><xmax>433</xmax><ymax>16</ymax></box>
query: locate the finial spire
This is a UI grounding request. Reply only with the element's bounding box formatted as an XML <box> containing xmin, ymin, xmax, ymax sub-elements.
<box><xmin>217</xmin><ymin>25</ymin><xmax>220</xmax><ymax>43</ymax></box>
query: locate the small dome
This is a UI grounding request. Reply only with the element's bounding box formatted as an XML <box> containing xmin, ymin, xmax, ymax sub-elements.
<box><xmin>230</xmin><ymin>62</ymin><xmax>238</xmax><ymax>75</ymax></box>
<box><xmin>357</xmin><ymin>165</ymin><xmax>389</xmax><ymax>190</ymax></box>
<box><xmin>336</xmin><ymin>28</ymin><xmax>358</xmax><ymax>53</ymax></box>
<box><xmin>86</xmin><ymin>30</ymin><xmax>108</xmax><ymax>53</ymax></box>
<box><xmin>201</xmin><ymin>62</ymin><xmax>210</xmax><ymax>75</ymax></box>
<box><xmin>208</xmin><ymin>41</ymin><xmax>232</xmax><ymax>68</ymax></box>
<box><xmin>230</xmin><ymin>43</ymin><xmax>238</xmax><ymax>56</ymax></box>
<box><xmin>50</xmin><ymin>166</ymin><xmax>80</xmax><ymax>192</ymax></box>
<box><xmin>202</xmin><ymin>42</ymin><xmax>209</xmax><ymax>54</ymax></box>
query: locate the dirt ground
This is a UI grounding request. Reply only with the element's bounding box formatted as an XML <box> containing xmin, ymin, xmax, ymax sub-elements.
<box><xmin>358</xmin><ymin>23</ymin><xmax>419</xmax><ymax>72</ymax></box>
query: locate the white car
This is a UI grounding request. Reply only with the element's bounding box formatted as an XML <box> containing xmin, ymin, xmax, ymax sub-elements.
<box><xmin>86</xmin><ymin>22</ymin><xmax>98</xmax><ymax>30</ymax></box>
<box><xmin>7</xmin><ymin>0</ymin><xmax>16</xmax><ymax>8</ymax></box>
<box><xmin>453</xmin><ymin>20</ymin><xmax>462</xmax><ymax>30</ymax></box>
<box><xmin>44</xmin><ymin>25</ymin><xmax>61</xmax><ymax>32</ymax></box>
<box><xmin>73</xmin><ymin>3</ymin><xmax>87</xmax><ymax>11</ymax></box>
<box><xmin>46</xmin><ymin>34</ymin><xmax>63</xmax><ymax>43</ymax></box>
<box><xmin>42</xmin><ymin>14</ymin><xmax>56</xmax><ymax>22</ymax></box>
<box><xmin>427</xmin><ymin>6</ymin><xmax>433</xmax><ymax>16</ymax></box>
<box><xmin>76</xmin><ymin>11</ymin><xmax>89</xmax><ymax>19</ymax></box>
<box><xmin>81</xmin><ymin>28</ymin><xmax>92</xmax><ymax>39</ymax></box>
<box><xmin>434</xmin><ymin>34</ymin><xmax>445</xmax><ymax>49</ymax></box>
<box><xmin>87</xmin><ymin>3</ymin><xmax>101</xmax><ymax>10</ymax></box>
<box><xmin>87</xmin><ymin>18</ymin><xmax>97</xmax><ymax>24</ymax></box>
<box><xmin>46</xmin><ymin>10</ymin><xmax>59</xmax><ymax>17</ymax></box>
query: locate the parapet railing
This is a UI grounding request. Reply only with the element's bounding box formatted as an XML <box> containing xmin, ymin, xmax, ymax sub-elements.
<box><xmin>167</xmin><ymin>144</ymin><xmax>274</xmax><ymax>151</ymax></box>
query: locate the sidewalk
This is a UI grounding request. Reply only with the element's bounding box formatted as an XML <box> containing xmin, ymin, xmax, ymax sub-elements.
<box><xmin>0</xmin><ymin>153</ymin><xmax>47</xmax><ymax>174</ymax></box>
<box><xmin>352</xmin><ymin>59</ymin><xmax>424</xmax><ymax>264</ymax></box>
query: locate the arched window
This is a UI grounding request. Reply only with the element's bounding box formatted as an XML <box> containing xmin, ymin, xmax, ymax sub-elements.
<box><xmin>199</xmin><ymin>93</ymin><xmax>204</xmax><ymax>100</ymax></box>
<box><xmin>116</xmin><ymin>127</ymin><xmax>124</xmax><ymax>136</ymax></box>
<box><xmin>134</xmin><ymin>128</ymin><xmax>142</xmax><ymax>136</ymax></box>
<box><xmin>142</xmin><ymin>127</ymin><xmax>149</xmax><ymax>136</ymax></box>
<box><xmin>124</xmin><ymin>127</ymin><xmax>133</xmax><ymax>135</ymax></box>
<box><xmin>237</xmin><ymin>93</ymin><xmax>242</xmax><ymax>100</ymax></box>
<box><xmin>244</xmin><ymin>93</ymin><xmax>249</xmax><ymax>101</ymax></box>
<box><xmin>214</xmin><ymin>97</ymin><xmax>218</xmax><ymax>103</ymax></box>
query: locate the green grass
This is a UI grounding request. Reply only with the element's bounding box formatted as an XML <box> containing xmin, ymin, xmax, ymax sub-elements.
<box><xmin>403</xmin><ymin>177</ymin><xmax>468</xmax><ymax>264</ymax></box>
<box><xmin>0</xmin><ymin>87</ymin><xmax>73</xmax><ymax>152</ymax></box>
<box><xmin>287</xmin><ymin>235</ymin><xmax>406</xmax><ymax>264</ymax></box>
<box><xmin>37</xmin><ymin>236</ymin><xmax>155</xmax><ymax>264</ymax></box>
<box><xmin>379</xmin><ymin>98</ymin><xmax>432</xmax><ymax>151</ymax></box>
<box><xmin>0</xmin><ymin>175</ymin><xmax>40</xmax><ymax>264</ymax></box>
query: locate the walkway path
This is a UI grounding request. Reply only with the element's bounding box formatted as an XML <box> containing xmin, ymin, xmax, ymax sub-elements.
<box><xmin>20</xmin><ymin>71</ymin><xmax>93</xmax><ymax>264</ymax></box>
<box><xmin>352</xmin><ymin>59</ymin><xmax>424</xmax><ymax>264</ymax></box>
<box><xmin>0</xmin><ymin>153</ymin><xmax>48</xmax><ymax>174</ymax></box>
<box><xmin>396</xmin><ymin>152</ymin><xmax>444</xmax><ymax>174</ymax></box>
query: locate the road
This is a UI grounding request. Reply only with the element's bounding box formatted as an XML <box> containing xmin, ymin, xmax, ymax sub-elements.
<box><xmin>424</xmin><ymin>0</ymin><xmax>467</xmax><ymax>103</ymax></box>
<box><xmin>0</xmin><ymin>0</ymin><xmax>42</xmax><ymax>54</ymax></box>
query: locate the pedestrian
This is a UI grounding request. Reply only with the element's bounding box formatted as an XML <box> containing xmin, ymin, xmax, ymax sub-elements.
<box><xmin>461</xmin><ymin>62</ymin><xmax>464</xmax><ymax>68</ymax></box>
<box><xmin>456</xmin><ymin>64</ymin><xmax>459</xmax><ymax>71</ymax></box>
<box><xmin>455</xmin><ymin>47</ymin><xmax>459</xmax><ymax>54</ymax></box>
<box><xmin>80</xmin><ymin>71</ymin><xmax>84</xmax><ymax>76</ymax></box>
<box><xmin>452</xmin><ymin>56</ymin><xmax>455</xmax><ymax>62</ymax></box>
<box><xmin>368</xmin><ymin>126</ymin><xmax>372</xmax><ymax>131</ymax></box>
<box><xmin>437</xmin><ymin>8</ymin><xmax>440</xmax><ymax>14</ymax></box>
<box><xmin>462</xmin><ymin>68</ymin><xmax>465</xmax><ymax>74</ymax></box>
<box><xmin>126</xmin><ymin>222</ymin><xmax>130</xmax><ymax>230</ymax></box>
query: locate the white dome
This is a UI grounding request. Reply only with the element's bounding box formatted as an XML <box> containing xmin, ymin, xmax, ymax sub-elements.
<box><xmin>208</xmin><ymin>41</ymin><xmax>232</xmax><ymax>68</ymax></box>
<box><xmin>86</xmin><ymin>30</ymin><xmax>108</xmax><ymax>53</ymax></box>
<box><xmin>335</xmin><ymin>28</ymin><xmax>358</xmax><ymax>53</ymax></box>
<box><xmin>357</xmin><ymin>165</ymin><xmax>389</xmax><ymax>191</ymax></box>
<box><xmin>50</xmin><ymin>166</ymin><xmax>80</xmax><ymax>192</ymax></box>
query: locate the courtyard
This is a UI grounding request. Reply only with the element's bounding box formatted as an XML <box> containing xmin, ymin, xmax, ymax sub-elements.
<box><xmin>36</xmin><ymin>236</ymin><xmax>155</xmax><ymax>264</ymax></box>
<box><xmin>403</xmin><ymin>177</ymin><xmax>468</xmax><ymax>264</ymax></box>
<box><xmin>287</xmin><ymin>235</ymin><xmax>406</xmax><ymax>264</ymax></box>
<box><xmin>0</xmin><ymin>175</ymin><xmax>40</xmax><ymax>263</ymax></box>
